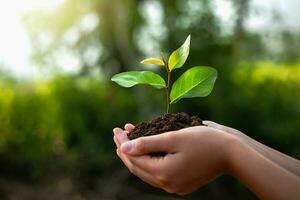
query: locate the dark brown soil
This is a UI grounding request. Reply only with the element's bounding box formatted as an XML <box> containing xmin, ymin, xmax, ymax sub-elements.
<box><xmin>129</xmin><ymin>112</ymin><xmax>203</xmax><ymax>140</ymax></box>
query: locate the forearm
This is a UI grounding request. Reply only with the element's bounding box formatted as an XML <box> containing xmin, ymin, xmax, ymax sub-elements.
<box><xmin>238</xmin><ymin>132</ymin><xmax>300</xmax><ymax>176</ymax></box>
<box><xmin>204</xmin><ymin>121</ymin><xmax>300</xmax><ymax>176</ymax></box>
<box><xmin>227</xmin><ymin>137</ymin><xmax>300</xmax><ymax>200</ymax></box>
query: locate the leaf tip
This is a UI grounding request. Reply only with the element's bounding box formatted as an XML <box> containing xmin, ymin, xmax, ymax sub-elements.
<box><xmin>187</xmin><ymin>34</ymin><xmax>191</xmax><ymax>42</ymax></box>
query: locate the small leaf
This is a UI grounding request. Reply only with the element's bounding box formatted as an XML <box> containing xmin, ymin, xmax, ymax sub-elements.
<box><xmin>141</xmin><ymin>58</ymin><xmax>165</xmax><ymax>66</ymax></box>
<box><xmin>111</xmin><ymin>71</ymin><xmax>166</xmax><ymax>89</ymax></box>
<box><xmin>170</xmin><ymin>66</ymin><xmax>217</xmax><ymax>103</ymax></box>
<box><xmin>168</xmin><ymin>35</ymin><xmax>191</xmax><ymax>71</ymax></box>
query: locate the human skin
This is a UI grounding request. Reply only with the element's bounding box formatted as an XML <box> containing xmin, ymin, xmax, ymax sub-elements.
<box><xmin>202</xmin><ymin>121</ymin><xmax>300</xmax><ymax>177</ymax></box>
<box><xmin>113</xmin><ymin>123</ymin><xmax>300</xmax><ymax>199</ymax></box>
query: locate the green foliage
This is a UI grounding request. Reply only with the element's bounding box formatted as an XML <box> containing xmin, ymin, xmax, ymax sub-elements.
<box><xmin>170</xmin><ymin>67</ymin><xmax>217</xmax><ymax>103</ymax></box>
<box><xmin>111</xmin><ymin>71</ymin><xmax>166</xmax><ymax>89</ymax></box>
<box><xmin>0</xmin><ymin>76</ymin><xmax>137</xmax><ymax>177</ymax></box>
<box><xmin>1</xmin><ymin>61</ymin><xmax>300</xmax><ymax>182</ymax></box>
<box><xmin>111</xmin><ymin>35</ymin><xmax>217</xmax><ymax>112</ymax></box>
<box><xmin>226</xmin><ymin>61</ymin><xmax>300</xmax><ymax>156</ymax></box>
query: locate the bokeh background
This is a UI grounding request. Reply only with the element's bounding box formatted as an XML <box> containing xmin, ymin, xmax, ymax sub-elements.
<box><xmin>0</xmin><ymin>0</ymin><xmax>299</xmax><ymax>199</ymax></box>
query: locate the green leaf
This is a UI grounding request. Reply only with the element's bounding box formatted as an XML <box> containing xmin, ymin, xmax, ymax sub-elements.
<box><xmin>168</xmin><ymin>35</ymin><xmax>191</xmax><ymax>71</ymax></box>
<box><xmin>141</xmin><ymin>58</ymin><xmax>165</xmax><ymax>66</ymax></box>
<box><xmin>170</xmin><ymin>66</ymin><xmax>217</xmax><ymax>103</ymax></box>
<box><xmin>111</xmin><ymin>71</ymin><xmax>166</xmax><ymax>89</ymax></box>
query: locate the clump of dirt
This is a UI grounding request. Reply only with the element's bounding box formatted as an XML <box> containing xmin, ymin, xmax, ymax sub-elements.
<box><xmin>129</xmin><ymin>112</ymin><xmax>203</xmax><ymax>140</ymax></box>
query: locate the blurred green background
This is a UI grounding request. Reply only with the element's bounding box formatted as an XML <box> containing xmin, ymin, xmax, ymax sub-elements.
<box><xmin>0</xmin><ymin>0</ymin><xmax>299</xmax><ymax>199</ymax></box>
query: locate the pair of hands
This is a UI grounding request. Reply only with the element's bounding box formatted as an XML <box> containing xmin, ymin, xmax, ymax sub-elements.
<box><xmin>113</xmin><ymin>121</ymin><xmax>237</xmax><ymax>195</ymax></box>
<box><xmin>113</xmin><ymin>121</ymin><xmax>300</xmax><ymax>199</ymax></box>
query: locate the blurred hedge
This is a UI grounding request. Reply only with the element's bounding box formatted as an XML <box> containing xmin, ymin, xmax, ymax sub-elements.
<box><xmin>0</xmin><ymin>61</ymin><xmax>299</xmax><ymax>179</ymax></box>
<box><xmin>214</xmin><ymin>61</ymin><xmax>300</xmax><ymax>157</ymax></box>
<box><xmin>0</xmin><ymin>76</ymin><xmax>137</xmax><ymax>178</ymax></box>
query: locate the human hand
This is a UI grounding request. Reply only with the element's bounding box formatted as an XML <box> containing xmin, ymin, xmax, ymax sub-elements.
<box><xmin>114</xmin><ymin>122</ymin><xmax>300</xmax><ymax>199</ymax></box>
<box><xmin>113</xmin><ymin>124</ymin><xmax>236</xmax><ymax>195</ymax></box>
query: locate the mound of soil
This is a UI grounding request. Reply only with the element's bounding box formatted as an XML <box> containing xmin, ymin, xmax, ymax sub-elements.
<box><xmin>129</xmin><ymin>112</ymin><xmax>203</xmax><ymax>140</ymax></box>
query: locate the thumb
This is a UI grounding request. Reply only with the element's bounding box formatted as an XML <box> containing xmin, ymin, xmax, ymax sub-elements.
<box><xmin>120</xmin><ymin>132</ymin><xmax>176</xmax><ymax>156</ymax></box>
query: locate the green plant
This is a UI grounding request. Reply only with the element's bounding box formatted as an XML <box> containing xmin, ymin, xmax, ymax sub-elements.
<box><xmin>111</xmin><ymin>35</ymin><xmax>217</xmax><ymax>113</ymax></box>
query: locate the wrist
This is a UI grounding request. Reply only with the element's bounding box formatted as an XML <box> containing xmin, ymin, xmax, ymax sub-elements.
<box><xmin>222</xmin><ymin>133</ymin><xmax>245</xmax><ymax>176</ymax></box>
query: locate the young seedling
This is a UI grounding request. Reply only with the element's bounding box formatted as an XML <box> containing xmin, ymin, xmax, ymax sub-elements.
<box><xmin>111</xmin><ymin>35</ymin><xmax>217</xmax><ymax>113</ymax></box>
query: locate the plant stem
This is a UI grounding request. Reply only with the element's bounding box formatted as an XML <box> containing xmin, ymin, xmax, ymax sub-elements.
<box><xmin>166</xmin><ymin>69</ymin><xmax>171</xmax><ymax>113</ymax></box>
<box><xmin>161</xmin><ymin>54</ymin><xmax>171</xmax><ymax>113</ymax></box>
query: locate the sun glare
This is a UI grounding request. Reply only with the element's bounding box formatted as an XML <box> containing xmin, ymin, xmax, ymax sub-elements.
<box><xmin>0</xmin><ymin>0</ymin><xmax>298</xmax><ymax>79</ymax></box>
<box><xmin>16</xmin><ymin>0</ymin><xmax>64</xmax><ymax>13</ymax></box>
<box><xmin>0</xmin><ymin>0</ymin><xmax>64</xmax><ymax>78</ymax></box>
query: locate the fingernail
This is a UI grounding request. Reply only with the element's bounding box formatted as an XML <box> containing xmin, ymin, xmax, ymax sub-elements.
<box><xmin>121</xmin><ymin>141</ymin><xmax>133</xmax><ymax>153</ymax></box>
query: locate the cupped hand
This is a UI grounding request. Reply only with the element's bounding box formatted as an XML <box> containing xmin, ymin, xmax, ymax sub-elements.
<box><xmin>113</xmin><ymin>124</ymin><xmax>236</xmax><ymax>195</ymax></box>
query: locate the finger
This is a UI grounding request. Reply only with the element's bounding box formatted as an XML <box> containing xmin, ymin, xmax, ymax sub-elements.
<box><xmin>124</xmin><ymin>130</ymin><xmax>130</xmax><ymax>136</ymax></box>
<box><xmin>120</xmin><ymin>132</ymin><xmax>177</xmax><ymax>156</ymax></box>
<box><xmin>203</xmin><ymin>120</ymin><xmax>233</xmax><ymax>132</ymax></box>
<box><xmin>116</xmin><ymin>149</ymin><xmax>160</xmax><ymax>188</ymax></box>
<box><xmin>113</xmin><ymin>128</ymin><xmax>129</xmax><ymax>145</ymax></box>
<box><xmin>202</xmin><ymin>120</ymin><xmax>242</xmax><ymax>135</ymax></box>
<box><xmin>126</xmin><ymin>154</ymin><xmax>166</xmax><ymax>174</ymax></box>
<box><xmin>113</xmin><ymin>136</ymin><xmax>120</xmax><ymax>148</ymax></box>
<box><xmin>124</xmin><ymin>123</ymin><xmax>135</xmax><ymax>132</ymax></box>
<box><xmin>202</xmin><ymin>120</ymin><xmax>223</xmax><ymax>129</ymax></box>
